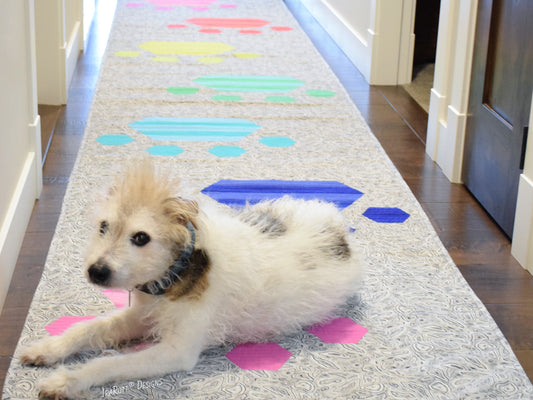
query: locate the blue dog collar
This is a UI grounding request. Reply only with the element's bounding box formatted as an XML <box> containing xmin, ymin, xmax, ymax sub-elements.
<box><xmin>136</xmin><ymin>222</ymin><xmax>196</xmax><ymax>296</ymax></box>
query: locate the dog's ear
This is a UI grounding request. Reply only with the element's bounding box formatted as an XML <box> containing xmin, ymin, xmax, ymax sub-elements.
<box><xmin>164</xmin><ymin>197</ymin><xmax>199</xmax><ymax>226</ymax></box>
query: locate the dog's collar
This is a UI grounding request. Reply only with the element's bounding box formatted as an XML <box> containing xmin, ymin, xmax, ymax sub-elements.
<box><xmin>136</xmin><ymin>222</ymin><xmax>196</xmax><ymax>296</ymax></box>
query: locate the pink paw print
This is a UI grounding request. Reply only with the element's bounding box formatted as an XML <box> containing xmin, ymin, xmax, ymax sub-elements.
<box><xmin>44</xmin><ymin>289</ymin><xmax>128</xmax><ymax>335</ymax></box>
<box><xmin>307</xmin><ymin>317</ymin><xmax>368</xmax><ymax>343</ymax></box>
<box><xmin>226</xmin><ymin>318</ymin><xmax>367</xmax><ymax>370</ymax></box>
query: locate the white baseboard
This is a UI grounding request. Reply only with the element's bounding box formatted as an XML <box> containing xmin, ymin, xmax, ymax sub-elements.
<box><xmin>426</xmin><ymin>89</ymin><xmax>465</xmax><ymax>184</ymax></box>
<box><xmin>512</xmin><ymin>174</ymin><xmax>533</xmax><ymax>274</ymax></box>
<box><xmin>426</xmin><ymin>88</ymin><xmax>446</xmax><ymax>163</ymax></box>
<box><xmin>438</xmin><ymin>105</ymin><xmax>466</xmax><ymax>183</ymax></box>
<box><xmin>299</xmin><ymin>0</ymin><xmax>371</xmax><ymax>82</ymax></box>
<box><xmin>0</xmin><ymin>153</ymin><xmax>39</xmax><ymax>312</ymax></box>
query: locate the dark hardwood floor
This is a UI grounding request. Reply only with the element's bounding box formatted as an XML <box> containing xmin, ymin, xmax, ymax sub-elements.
<box><xmin>1</xmin><ymin>0</ymin><xmax>531</xmax><ymax>392</ymax></box>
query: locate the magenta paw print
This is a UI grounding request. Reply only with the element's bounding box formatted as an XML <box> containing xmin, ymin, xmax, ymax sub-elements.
<box><xmin>306</xmin><ymin>317</ymin><xmax>368</xmax><ymax>343</ymax></box>
<box><xmin>225</xmin><ymin>317</ymin><xmax>367</xmax><ymax>370</ymax></box>
<box><xmin>45</xmin><ymin>316</ymin><xmax>96</xmax><ymax>336</ymax></box>
<box><xmin>43</xmin><ymin>290</ymin><xmax>128</xmax><ymax>335</ymax></box>
<box><xmin>226</xmin><ymin>343</ymin><xmax>292</xmax><ymax>370</ymax></box>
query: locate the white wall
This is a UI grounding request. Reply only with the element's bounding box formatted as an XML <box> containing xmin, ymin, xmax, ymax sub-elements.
<box><xmin>329</xmin><ymin>0</ymin><xmax>371</xmax><ymax>40</ymax></box>
<box><xmin>0</xmin><ymin>0</ymin><xmax>42</xmax><ymax>312</ymax></box>
<box><xmin>35</xmin><ymin>0</ymin><xmax>88</xmax><ymax>105</ymax></box>
<box><xmin>300</xmin><ymin>0</ymin><xmax>415</xmax><ymax>85</ymax></box>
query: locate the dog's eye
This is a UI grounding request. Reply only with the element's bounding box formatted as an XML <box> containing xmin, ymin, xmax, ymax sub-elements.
<box><xmin>131</xmin><ymin>232</ymin><xmax>151</xmax><ymax>247</ymax></box>
<box><xmin>99</xmin><ymin>221</ymin><xmax>109</xmax><ymax>235</ymax></box>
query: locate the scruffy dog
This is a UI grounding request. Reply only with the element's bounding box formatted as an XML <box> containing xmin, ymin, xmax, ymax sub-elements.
<box><xmin>21</xmin><ymin>162</ymin><xmax>363</xmax><ymax>399</ymax></box>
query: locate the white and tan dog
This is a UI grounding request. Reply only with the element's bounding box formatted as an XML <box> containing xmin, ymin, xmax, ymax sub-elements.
<box><xmin>21</xmin><ymin>162</ymin><xmax>363</xmax><ymax>399</ymax></box>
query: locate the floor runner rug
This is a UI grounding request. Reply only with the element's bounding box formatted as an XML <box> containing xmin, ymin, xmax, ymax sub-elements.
<box><xmin>4</xmin><ymin>0</ymin><xmax>533</xmax><ymax>398</ymax></box>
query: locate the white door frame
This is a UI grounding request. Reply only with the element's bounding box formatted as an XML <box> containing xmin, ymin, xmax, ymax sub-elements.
<box><xmin>426</xmin><ymin>0</ymin><xmax>478</xmax><ymax>184</ymax></box>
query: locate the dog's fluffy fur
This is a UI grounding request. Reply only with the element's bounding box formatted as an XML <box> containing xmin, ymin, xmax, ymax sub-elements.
<box><xmin>21</xmin><ymin>162</ymin><xmax>363</xmax><ymax>398</ymax></box>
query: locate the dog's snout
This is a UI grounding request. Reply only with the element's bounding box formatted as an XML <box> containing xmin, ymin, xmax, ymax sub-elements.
<box><xmin>88</xmin><ymin>261</ymin><xmax>112</xmax><ymax>286</ymax></box>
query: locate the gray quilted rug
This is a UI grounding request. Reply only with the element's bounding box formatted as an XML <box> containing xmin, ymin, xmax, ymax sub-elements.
<box><xmin>4</xmin><ymin>0</ymin><xmax>533</xmax><ymax>398</ymax></box>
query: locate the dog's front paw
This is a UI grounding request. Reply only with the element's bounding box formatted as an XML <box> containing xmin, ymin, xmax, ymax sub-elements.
<box><xmin>38</xmin><ymin>367</ymin><xmax>81</xmax><ymax>400</ymax></box>
<box><xmin>20</xmin><ymin>337</ymin><xmax>65</xmax><ymax>366</ymax></box>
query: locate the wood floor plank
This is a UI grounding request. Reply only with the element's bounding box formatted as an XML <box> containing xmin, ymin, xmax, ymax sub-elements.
<box><xmin>348</xmin><ymin>88</ymin><xmax>389</xmax><ymax>107</ymax></box>
<box><xmin>377</xmin><ymin>86</ymin><xmax>428</xmax><ymax>143</ymax></box>
<box><xmin>38</xmin><ymin>105</ymin><xmax>62</xmax><ymax>163</ymax></box>
<box><xmin>459</xmin><ymin>264</ymin><xmax>533</xmax><ymax>304</ymax></box>
<box><xmin>0</xmin><ymin>357</ymin><xmax>10</xmax><ymax>395</ymax></box>
<box><xmin>516</xmin><ymin>350</ymin><xmax>533</xmax><ymax>378</ymax></box>
<box><xmin>485</xmin><ymin>304</ymin><xmax>533</xmax><ymax>350</ymax></box>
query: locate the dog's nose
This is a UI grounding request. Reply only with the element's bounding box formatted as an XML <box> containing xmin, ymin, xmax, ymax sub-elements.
<box><xmin>88</xmin><ymin>262</ymin><xmax>112</xmax><ymax>286</ymax></box>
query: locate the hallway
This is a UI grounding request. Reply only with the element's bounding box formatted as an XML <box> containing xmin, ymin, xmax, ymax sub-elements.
<box><xmin>0</xmin><ymin>0</ymin><xmax>531</xmax><ymax>390</ymax></box>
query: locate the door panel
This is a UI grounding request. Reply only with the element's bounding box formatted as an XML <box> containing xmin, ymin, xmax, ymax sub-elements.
<box><xmin>463</xmin><ymin>0</ymin><xmax>533</xmax><ymax>237</ymax></box>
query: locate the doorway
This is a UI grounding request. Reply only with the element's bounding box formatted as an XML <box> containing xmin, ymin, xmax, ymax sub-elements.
<box><xmin>403</xmin><ymin>0</ymin><xmax>441</xmax><ymax>113</ymax></box>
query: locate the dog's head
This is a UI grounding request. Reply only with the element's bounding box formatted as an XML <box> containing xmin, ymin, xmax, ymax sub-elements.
<box><xmin>84</xmin><ymin>161</ymin><xmax>198</xmax><ymax>290</ymax></box>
